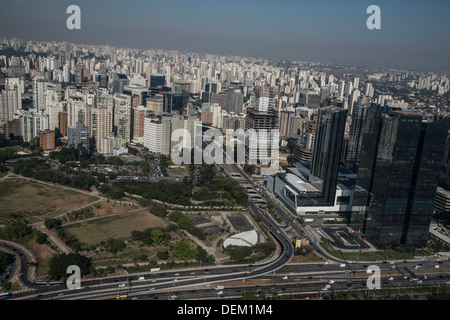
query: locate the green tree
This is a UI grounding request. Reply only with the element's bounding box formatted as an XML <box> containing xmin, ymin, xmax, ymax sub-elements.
<box><xmin>103</xmin><ymin>238</ymin><xmax>126</xmax><ymax>254</ymax></box>
<box><xmin>0</xmin><ymin>222</ymin><xmax>33</xmax><ymax>239</ymax></box>
<box><xmin>171</xmin><ymin>240</ymin><xmax>197</xmax><ymax>261</ymax></box>
<box><xmin>168</xmin><ymin>210</ymin><xmax>184</xmax><ymax>223</ymax></box>
<box><xmin>44</xmin><ymin>218</ymin><xmax>62</xmax><ymax>230</ymax></box>
<box><xmin>48</xmin><ymin>253</ymin><xmax>92</xmax><ymax>280</ymax></box>
<box><xmin>32</xmin><ymin>229</ymin><xmax>48</xmax><ymax>244</ymax></box>
<box><xmin>148</xmin><ymin>202</ymin><xmax>168</xmax><ymax>217</ymax></box>
<box><xmin>177</xmin><ymin>216</ymin><xmax>193</xmax><ymax>230</ymax></box>
<box><xmin>243</xmin><ymin>164</ymin><xmax>257</xmax><ymax>175</ymax></box>
<box><xmin>151</xmin><ymin>228</ymin><xmax>165</xmax><ymax>244</ymax></box>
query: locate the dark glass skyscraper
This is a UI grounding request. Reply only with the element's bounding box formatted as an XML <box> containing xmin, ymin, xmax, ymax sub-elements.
<box><xmin>310</xmin><ymin>107</ymin><xmax>348</xmax><ymax>205</ymax></box>
<box><xmin>345</xmin><ymin>97</ymin><xmax>368</xmax><ymax>173</ymax></box>
<box><xmin>351</xmin><ymin>110</ymin><xmax>450</xmax><ymax>247</ymax></box>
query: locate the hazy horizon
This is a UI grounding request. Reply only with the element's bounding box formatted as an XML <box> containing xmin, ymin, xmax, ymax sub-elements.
<box><xmin>1</xmin><ymin>0</ymin><xmax>449</xmax><ymax>74</ymax></box>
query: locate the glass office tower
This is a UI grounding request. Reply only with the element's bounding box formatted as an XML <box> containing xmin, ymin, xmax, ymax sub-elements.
<box><xmin>351</xmin><ymin>110</ymin><xmax>450</xmax><ymax>248</ymax></box>
<box><xmin>310</xmin><ymin>107</ymin><xmax>348</xmax><ymax>205</ymax></box>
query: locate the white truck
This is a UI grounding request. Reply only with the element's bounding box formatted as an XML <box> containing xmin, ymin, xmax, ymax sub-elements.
<box><xmin>215</xmin><ymin>285</ymin><xmax>224</xmax><ymax>290</ymax></box>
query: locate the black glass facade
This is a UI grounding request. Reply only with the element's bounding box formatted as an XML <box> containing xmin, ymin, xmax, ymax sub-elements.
<box><xmin>351</xmin><ymin>110</ymin><xmax>450</xmax><ymax>248</ymax></box>
<box><xmin>310</xmin><ymin>107</ymin><xmax>348</xmax><ymax>205</ymax></box>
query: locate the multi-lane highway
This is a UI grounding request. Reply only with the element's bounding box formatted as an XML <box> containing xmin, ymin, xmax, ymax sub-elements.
<box><xmin>8</xmin><ymin>255</ymin><xmax>449</xmax><ymax>300</ymax></box>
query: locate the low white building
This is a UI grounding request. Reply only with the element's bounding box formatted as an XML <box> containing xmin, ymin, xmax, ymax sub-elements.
<box><xmin>223</xmin><ymin>230</ymin><xmax>258</xmax><ymax>248</ymax></box>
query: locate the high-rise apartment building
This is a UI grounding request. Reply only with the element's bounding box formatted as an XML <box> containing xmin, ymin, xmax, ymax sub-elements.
<box><xmin>113</xmin><ymin>93</ymin><xmax>132</xmax><ymax>143</ymax></box>
<box><xmin>133</xmin><ymin>105</ymin><xmax>146</xmax><ymax>141</ymax></box>
<box><xmin>39</xmin><ymin>129</ymin><xmax>55</xmax><ymax>151</ymax></box>
<box><xmin>146</xmin><ymin>96</ymin><xmax>164</xmax><ymax>116</ymax></box>
<box><xmin>59</xmin><ymin>111</ymin><xmax>68</xmax><ymax>137</ymax></box>
<box><xmin>245</xmin><ymin>109</ymin><xmax>279</xmax><ymax>166</ymax></box>
<box><xmin>144</xmin><ymin>117</ymin><xmax>163</xmax><ymax>154</ymax></box>
<box><xmin>0</xmin><ymin>86</ymin><xmax>20</xmax><ymax>121</ymax></box>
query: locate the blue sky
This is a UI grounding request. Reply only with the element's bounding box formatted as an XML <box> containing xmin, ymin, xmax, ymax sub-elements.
<box><xmin>1</xmin><ymin>0</ymin><xmax>449</xmax><ymax>73</ymax></box>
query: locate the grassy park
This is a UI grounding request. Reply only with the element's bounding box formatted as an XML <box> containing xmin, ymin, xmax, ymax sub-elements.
<box><xmin>63</xmin><ymin>209</ymin><xmax>169</xmax><ymax>246</ymax></box>
<box><xmin>0</xmin><ymin>178</ymin><xmax>98</xmax><ymax>224</ymax></box>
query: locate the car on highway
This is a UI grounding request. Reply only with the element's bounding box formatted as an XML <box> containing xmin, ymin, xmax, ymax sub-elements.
<box><xmin>434</xmin><ymin>265</ymin><xmax>440</xmax><ymax>268</ymax></box>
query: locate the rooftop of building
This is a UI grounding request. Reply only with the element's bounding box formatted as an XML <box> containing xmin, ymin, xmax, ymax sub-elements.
<box><xmin>437</xmin><ymin>187</ymin><xmax>450</xmax><ymax>197</ymax></box>
<box><xmin>392</xmin><ymin>110</ymin><xmax>423</xmax><ymax>116</ymax></box>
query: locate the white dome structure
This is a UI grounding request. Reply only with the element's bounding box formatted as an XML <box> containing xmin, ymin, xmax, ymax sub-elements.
<box><xmin>223</xmin><ymin>230</ymin><xmax>258</xmax><ymax>248</ymax></box>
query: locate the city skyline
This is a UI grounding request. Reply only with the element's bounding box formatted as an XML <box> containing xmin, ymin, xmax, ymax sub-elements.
<box><xmin>1</xmin><ymin>0</ymin><xmax>450</xmax><ymax>74</ymax></box>
<box><xmin>1</xmin><ymin>1</ymin><xmax>450</xmax><ymax>303</ymax></box>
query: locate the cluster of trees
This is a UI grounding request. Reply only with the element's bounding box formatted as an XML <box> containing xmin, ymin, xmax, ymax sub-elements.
<box><xmin>168</xmin><ymin>239</ymin><xmax>214</xmax><ymax>264</ymax></box>
<box><xmin>185</xmin><ymin>163</ymin><xmax>215</xmax><ymax>186</ymax></box>
<box><xmin>44</xmin><ymin>218</ymin><xmax>82</xmax><ymax>252</ymax></box>
<box><xmin>243</xmin><ymin>164</ymin><xmax>257</xmax><ymax>176</ymax></box>
<box><xmin>100</xmin><ymin>238</ymin><xmax>126</xmax><ymax>254</ymax></box>
<box><xmin>131</xmin><ymin>226</ymin><xmax>175</xmax><ymax>246</ymax></box>
<box><xmin>98</xmin><ymin>161</ymin><xmax>248</xmax><ymax>208</ymax></box>
<box><xmin>97</xmin><ymin>184</ymin><xmax>124</xmax><ymax>200</ymax></box>
<box><xmin>223</xmin><ymin>242</ymin><xmax>276</xmax><ymax>263</ymax></box>
<box><xmin>130</xmin><ymin>226</ymin><xmax>214</xmax><ymax>264</ymax></box>
<box><xmin>159</xmin><ymin>154</ymin><xmax>171</xmax><ymax>176</ymax></box>
<box><xmin>214</xmin><ymin>177</ymin><xmax>249</xmax><ymax>207</ymax></box>
<box><xmin>171</xmin><ymin>240</ymin><xmax>197</xmax><ymax>260</ymax></box>
<box><xmin>12</xmin><ymin>158</ymin><xmax>96</xmax><ymax>191</ymax></box>
<box><xmin>47</xmin><ymin>253</ymin><xmax>92</xmax><ymax>281</ymax></box>
<box><xmin>192</xmin><ymin>186</ymin><xmax>222</xmax><ymax>201</ymax></box>
<box><xmin>0</xmin><ymin>221</ymin><xmax>47</xmax><ymax>244</ymax></box>
<box><xmin>55</xmin><ymin>228</ymin><xmax>82</xmax><ymax>252</ymax></box>
<box><xmin>187</xmin><ymin>164</ymin><xmax>249</xmax><ymax>207</ymax></box>
<box><xmin>148</xmin><ymin>202</ymin><xmax>169</xmax><ymax>217</ymax></box>
<box><xmin>0</xmin><ymin>147</ymin><xmax>16</xmax><ymax>162</ymax></box>
<box><xmin>168</xmin><ymin>210</ymin><xmax>206</xmax><ymax>240</ymax></box>
<box><xmin>0</xmin><ymin>222</ymin><xmax>33</xmax><ymax>239</ymax></box>
<box><xmin>104</xmin><ymin>180</ymin><xmax>192</xmax><ymax>206</ymax></box>
<box><xmin>0</xmin><ymin>251</ymin><xmax>10</xmax><ymax>274</ymax></box>
<box><xmin>48</xmin><ymin>145</ymin><xmax>89</xmax><ymax>164</ymax></box>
